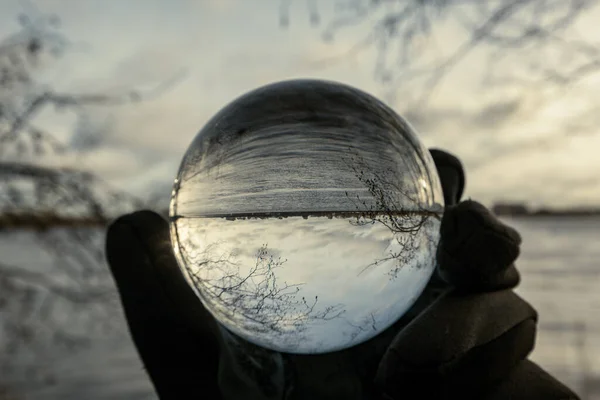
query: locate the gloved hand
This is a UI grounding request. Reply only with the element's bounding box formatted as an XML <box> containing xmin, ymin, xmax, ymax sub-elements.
<box><xmin>105</xmin><ymin>149</ymin><xmax>580</xmax><ymax>400</ymax></box>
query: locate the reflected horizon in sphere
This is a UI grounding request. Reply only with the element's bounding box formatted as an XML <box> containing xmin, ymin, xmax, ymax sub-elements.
<box><xmin>169</xmin><ymin>79</ymin><xmax>444</xmax><ymax>354</ymax></box>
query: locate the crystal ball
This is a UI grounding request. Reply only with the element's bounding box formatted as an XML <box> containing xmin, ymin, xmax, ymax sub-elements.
<box><xmin>169</xmin><ymin>79</ymin><xmax>444</xmax><ymax>354</ymax></box>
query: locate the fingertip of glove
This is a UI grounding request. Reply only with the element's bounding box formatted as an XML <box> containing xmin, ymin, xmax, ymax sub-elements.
<box><xmin>108</xmin><ymin>210</ymin><xmax>167</xmax><ymax>235</ymax></box>
<box><xmin>429</xmin><ymin>148</ymin><xmax>465</xmax><ymax>205</ymax></box>
<box><xmin>429</xmin><ymin>149</ymin><xmax>463</xmax><ymax>173</ymax></box>
<box><xmin>105</xmin><ymin>210</ymin><xmax>171</xmax><ymax>277</ymax></box>
<box><xmin>107</xmin><ymin>210</ymin><xmax>168</xmax><ymax>249</ymax></box>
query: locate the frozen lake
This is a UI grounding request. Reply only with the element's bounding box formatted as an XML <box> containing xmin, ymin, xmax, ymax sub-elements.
<box><xmin>2</xmin><ymin>216</ymin><xmax>599</xmax><ymax>399</ymax></box>
<box><xmin>509</xmin><ymin>216</ymin><xmax>600</xmax><ymax>399</ymax></box>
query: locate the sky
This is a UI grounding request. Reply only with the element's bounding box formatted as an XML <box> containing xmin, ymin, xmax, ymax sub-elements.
<box><xmin>173</xmin><ymin>215</ymin><xmax>437</xmax><ymax>353</ymax></box>
<box><xmin>2</xmin><ymin>0</ymin><xmax>600</xmax><ymax>208</ymax></box>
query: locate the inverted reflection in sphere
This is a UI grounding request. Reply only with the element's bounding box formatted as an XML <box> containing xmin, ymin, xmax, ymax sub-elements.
<box><xmin>169</xmin><ymin>79</ymin><xmax>444</xmax><ymax>354</ymax></box>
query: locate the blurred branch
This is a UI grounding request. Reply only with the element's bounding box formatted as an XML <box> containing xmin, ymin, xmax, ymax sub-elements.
<box><xmin>0</xmin><ymin>161</ymin><xmax>145</xmax><ymax>221</ymax></box>
<box><xmin>1</xmin><ymin>161</ymin><xmax>82</xmax><ymax>179</ymax></box>
<box><xmin>0</xmin><ymin>8</ymin><xmax>169</xmax><ymax>220</ymax></box>
<box><xmin>1</xmin><ymin>75</ymin><xmax>186</xmax><ymax>152</ymax></box>
<box><xmin>0</xmin><ymin>212</ymin><xmax>110</xmax><ymax>230</ymax></box>
<box><xmin>0</xmin><ymin>9</ymin><xmax>171</xmax><ymax>389</ymax></box>
<box><xmin>284</xmin><ymin>0</ymin><xmax>600</xmax><ymax>107</ymax></box>
<box><xmin>0</xmin><ymin>262</ymin><xmax>112</xmax><ymax>303</ymax></box>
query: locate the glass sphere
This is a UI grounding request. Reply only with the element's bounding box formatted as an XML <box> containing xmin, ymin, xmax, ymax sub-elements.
<box><xmin>169</xmin><ymin>79</ymin><xmax>444</xmax><ymax>354</ymax></box>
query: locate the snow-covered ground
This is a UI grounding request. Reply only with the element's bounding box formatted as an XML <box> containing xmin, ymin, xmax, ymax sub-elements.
<box><xmin>2</xmin><ymin>216</ymin><xmax>598</xmax><ymax>399</ymax></box>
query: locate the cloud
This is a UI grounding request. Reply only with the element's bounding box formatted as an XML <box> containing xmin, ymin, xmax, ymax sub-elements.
<box><xmin>68</xmin><ymin>112</ymin><xmax>115</xmax><ymax>151</ymax></box>
<box><xmin>108</xmin><ymin>94</ymin><xmax>207</xmax><ymax>157</ymax></box>
<box><xmin>464</xmin><ymin>133</ymin><xmax>600</xmax><ymax>207</ymax></box>
<box><xmin>472</xmin><ymin>99</ymin><xmax>522</xmax><ymax>128</ymax></box>
<box><xmin>4</xmin><ymin>0</ymin><xmax>599</xmax><ymax>208</ymax></box>
<box><xmin>100</xmin><ymin>71</ymin><xmax>600</xmax><ymax>208</ymax></box>
<box><xmin>203</xmin><ymin>0</ymin><xmax>236</xmax><ymax>13</ymax></box>
<box><xmin>393</xmin><ymin>82</ymin><xmax>600</xmax><ymax>208</ymax></box>
<box><xmin>403</xmin><ymin>97</ymin><xmax>522</xmax><ymax>135</ymax></box>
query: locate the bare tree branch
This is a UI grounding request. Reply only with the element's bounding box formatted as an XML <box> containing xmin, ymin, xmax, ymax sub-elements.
<box><xmin>0</xmin><ymin>262</ymin><xmax>112</xmax><ymax>303</ymax></box>
<box><xmin>172</xmin><ymin>230</ymin><xmax>347</xmax><ymax>340</ymax></box>
<box><xmin>284</xmin><ymin>0</ymin><xmax>600</xmax><ymax>107</ymax></box>
<box><xmin>0</xmin><ymin>9</ymin><xmax>172</xmax><ymax>389</ymax></box>
<box><xmin>340</xmin><ymin>149</ymin><xmax>440</xmax><ymax>279</ymax></box>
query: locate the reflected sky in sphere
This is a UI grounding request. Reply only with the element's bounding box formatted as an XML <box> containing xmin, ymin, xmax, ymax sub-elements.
<box><xmin>170</xmin><ymin>79</ymin><xmax>444</xmax><ymax>354</ymax></box>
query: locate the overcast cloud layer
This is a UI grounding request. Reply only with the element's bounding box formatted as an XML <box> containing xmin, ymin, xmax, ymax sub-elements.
<box><xmin>2</xmin><ymin>0</ymin><xmax>600</xmax><ymax>209</ymax></box>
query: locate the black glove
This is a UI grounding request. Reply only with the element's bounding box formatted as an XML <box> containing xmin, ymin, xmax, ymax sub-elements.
<box><xmin>375</xmin><ymin>149</ymin><xmax>579</xmax><ymax>400</ymax></box>
<box><xmin>105</xmin><ymin>149</ymin><xmax>579</xmax><ymax>400</ymax></box>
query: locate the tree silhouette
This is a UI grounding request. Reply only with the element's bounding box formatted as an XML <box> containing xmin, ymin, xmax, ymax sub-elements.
<box><xmin>281</xmin><ymin>0</ymin><xmax>600</xmax><ymax>107</ymax></box>
<box><xmin>173</xmin><ymin>231</ymin><xmax>346</xmax><ymax>346</ymax></box>
<box><xmin>344</xmin><ymin>150</ymin><xmax>441</xmax><ymax>279</ymax></box>
<box><xmin>0</xmin><ymin>9</ymin><xmax>173</xmax><ymax>391</ymax></box>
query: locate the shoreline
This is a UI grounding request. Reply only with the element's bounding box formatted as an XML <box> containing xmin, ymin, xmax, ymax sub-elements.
<box><xmin>496</xmin><ymin>212</ymin><xmax>600</xmax><ymax>218</ymax></box>
<box><xmin>1</xmin><ymin>210</ymin><xmax>598</xmax><ymax>231</ymax></box>
<box><xmin>170</xmin><ymin>210</ymin><xmax>442</xmax><ymax>221</ymax></box>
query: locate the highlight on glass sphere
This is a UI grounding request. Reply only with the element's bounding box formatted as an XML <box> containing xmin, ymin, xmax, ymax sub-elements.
<box><xmin>169</xmin><ymin>79</ymin><xmax>444</xmax><ymax>354</ymax></box>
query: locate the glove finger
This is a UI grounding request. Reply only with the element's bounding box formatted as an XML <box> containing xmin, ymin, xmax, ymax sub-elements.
<box><xmin>437</xmin><ymin>200</ymin><xmax>522</xmax><ymax>292</ymax></box>
<box><xmin>106</xmin><ymin>210</ymin><xmax>221</xmax><ymax>399</ymax></box>
<box><xmin>429</xmin><ymin>149</ymin><xmax>465</xmax><ymax>206</ymax></box>
<box><xmin>376</xmin><ymin>289</ymin><xmax>537</xmax><ymax>399</ymax></box>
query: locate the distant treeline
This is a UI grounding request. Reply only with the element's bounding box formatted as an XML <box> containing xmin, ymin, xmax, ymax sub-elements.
<box><xmin>2</xmin><ymin>204</ymin><xmax>598</xmax><ymax>231</ymax></box>
<box><xmin>0</xmin><ymin>209</ymin><xmax>169</xmax><ymax>230</ymax></box>
<box><xmin>492</xmin><ymin>203</ymin><xmax>600</xmax><ymax>217</ymax></box>
<box><xmin>0</xmin><ymin>212</ymin><xmax>112</xmax><ymax>231</ymax></box>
